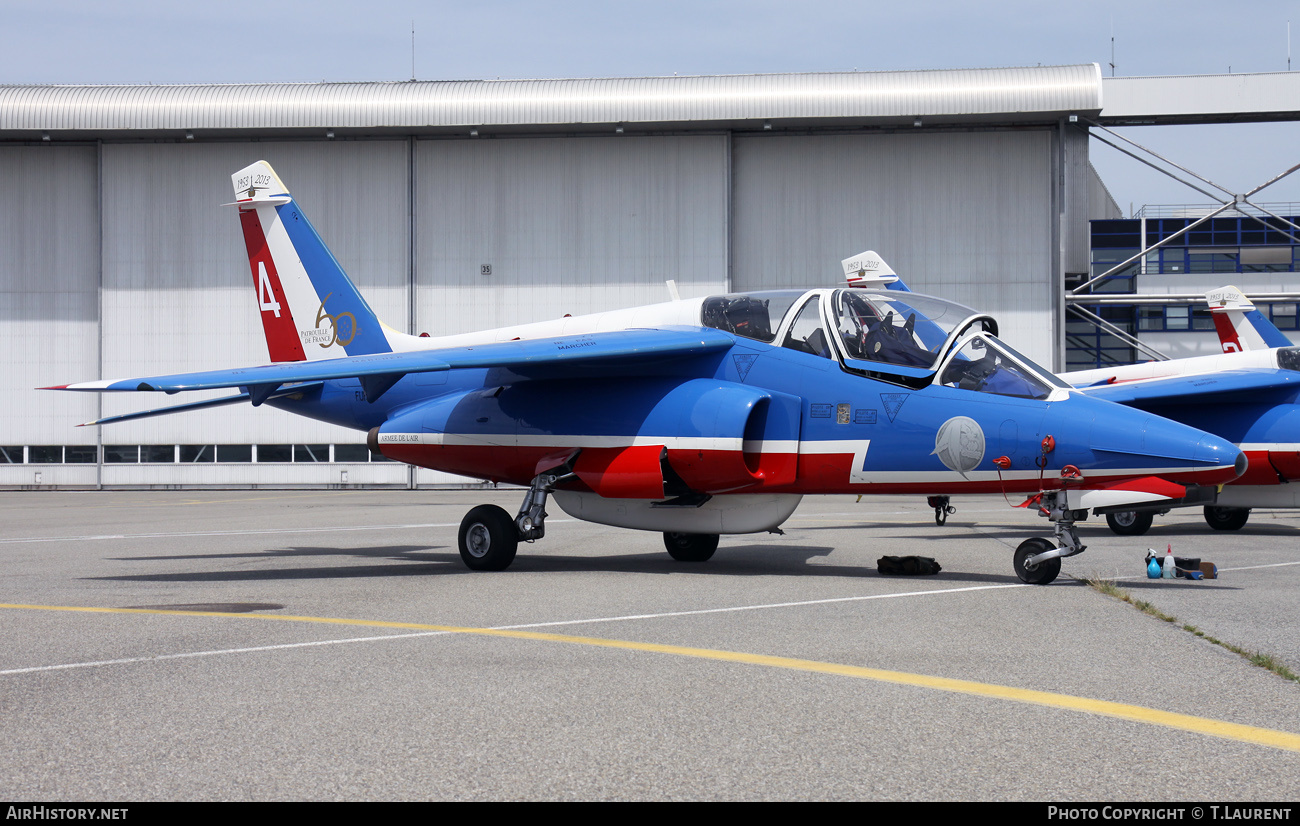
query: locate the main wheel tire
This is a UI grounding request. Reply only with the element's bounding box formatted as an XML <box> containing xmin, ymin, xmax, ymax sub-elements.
<box><xmin>1204</xmin><ymin>506</ymin><xmax>1250</xmax><ymax>531</ymax></box>
<box><xmin>458</xmin><ymin>505</ymin><xmax>519</xmax><ymax>571</ymax></box>
<box><xmin>1013</xmin><ymin>537</ymin><xmax>1062</xmax><ymax>585</ymax></box>
<box><xmin>1105</xmin><ymin>510</ymin><xmax>1153</xmax><ymax>536</ymax></box>
<box><xmin>662</xmin><ymin>532</ymin><xmax>719</xmax><ymax>562</ymax></box>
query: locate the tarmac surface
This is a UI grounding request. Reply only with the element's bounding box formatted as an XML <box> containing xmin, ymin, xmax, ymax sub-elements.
<box><xmin>1</xmin><ymin>489</ymin><xmax>1297</xmax><ymax>802</ymax></box>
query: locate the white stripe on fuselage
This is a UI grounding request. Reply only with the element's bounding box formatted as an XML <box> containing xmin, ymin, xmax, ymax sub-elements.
<box><xmin>376</xmin><ymin>432</ymin><xmax>1230</xmax><ymax>484</ymax></box>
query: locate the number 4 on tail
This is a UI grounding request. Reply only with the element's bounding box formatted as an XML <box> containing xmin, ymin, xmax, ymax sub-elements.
<box><xmin>257</xmin><ymin>261</ymin><xmax>282</xmax><ymax>318</ymax></box>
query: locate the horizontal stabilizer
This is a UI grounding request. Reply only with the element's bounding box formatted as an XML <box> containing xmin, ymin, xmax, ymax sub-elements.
<box><xmin>52</xmin><ymin>352</ymin><xmax>451</xmax><ymax>394</ymax></box>
<box><xmin>78</xmin><ymin>384</ymin><xmax>324</xmax><ymax>426</ymax></box>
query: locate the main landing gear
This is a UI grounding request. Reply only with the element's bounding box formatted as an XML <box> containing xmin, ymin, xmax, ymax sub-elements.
<box><xmin>1105</xmin><ymin>510</ymin><xmax>1154</xmax><ymax>536</ymax></box>
<box><xmin>927</xmin><ymin>495</ymin><xmax>956</xmax><ymax>526</ymax></box>
<box><xmin>662</xmin><ymin>532</ymin><xmax>718</xmax><ymax>562</ymax></box>
<box><xmin>1204</xmin><ymin>506</ymin><xmax>1250</xmax><ymax>531</ymax></box>
<box><xmin>1102</xmin><ymin>505</ymin><xmax>1251</xmax><ymax>534</ymax></box>
<box><xmin>1014</xmin><ymin>489</ymin><xmax>1088</xmax><ymax>585</ymax></box>
<box><xmin>457</xmin><ymin>462</ymin><xmax>576</xmax><ymax>571</ymax></box>
<box><xmin>455</xmin><ymin>458</ymin><xmax>724</xmax><ymax>571</ymax></box>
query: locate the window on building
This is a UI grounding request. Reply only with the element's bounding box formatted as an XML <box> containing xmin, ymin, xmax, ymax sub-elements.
<box><xmin>257</xmin><ymin>444</ymin><xmax>292</xmax><ymax>462</ymax></box>
<box><xmin>334</xmin><ymin>444</ymin><xmax>371</xmax><ymax>462</ymax></box>
<box><xmin>141</xmin><ymin>445</ymin><xmax>175</xmax><ymax>463</ymax></box>
<box><xmin>180</xmin><ymin>445</ymin><xmax>215</xmax><ymax>463</ymax></box>
<box><xmin>216</xmin><ymin>445</ymin><xmax>253</xmax><ymax>462</ymax></box>
<box><xmin>104</xmin><ymin>445</ymin><xmax>139</xmax><ymax>463</ymax></box>
<box><xmin>294</xmin><ymin>444</ymin><xmax>329</xmax><ymax>462</ymax></box>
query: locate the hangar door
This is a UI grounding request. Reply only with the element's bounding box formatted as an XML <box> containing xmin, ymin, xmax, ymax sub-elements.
<box><xmin>414</xmin><ymin>135</ymin><xmax>729</xmax><ymax>338</ymax></box>
<box><xmin>731</xmin><ymin>131</ymin><xmax>1057</xmax><ymax>364</ymax></box>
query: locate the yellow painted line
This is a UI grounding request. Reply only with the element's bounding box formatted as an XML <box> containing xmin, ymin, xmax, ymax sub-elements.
<box><xmin>4</xmin><ymin>602</ymin><xmax>1299</xmax><ymax>754</ymax></box>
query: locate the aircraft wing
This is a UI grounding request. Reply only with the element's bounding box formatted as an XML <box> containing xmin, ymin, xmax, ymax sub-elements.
<box><xmin>1077</xmin><ymin>368</ymin><xmax>1300</xmax><ymax>407</ymax></box>
<box><xmin>48</xmin><ymin>327</ymin><xmax>735</xmax><ymax>398</ymax></box>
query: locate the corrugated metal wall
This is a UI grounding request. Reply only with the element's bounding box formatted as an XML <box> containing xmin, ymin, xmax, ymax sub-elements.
<box><xmin>413</xmin><ymin>135</ymin><xmax>729</xmax><ymax>336</ymax></box>
<box><xmin>731</xmin><ymin>130</ymin><xmax>1056</xmax><ymax>363</ymax></box>
<box><xmin>0</xmin><ymin>145</ymin><xmax>100</xmax><ymax>467</ymax></box>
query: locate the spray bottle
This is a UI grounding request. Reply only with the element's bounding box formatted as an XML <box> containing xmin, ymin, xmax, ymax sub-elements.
<box><xmin>1162</xmin><ymin>543</ymin><xmax>1175</xmax><ymax>579</ymax></box>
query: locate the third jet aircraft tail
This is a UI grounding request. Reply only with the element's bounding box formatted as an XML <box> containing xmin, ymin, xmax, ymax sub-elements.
<box><xmin>1206</xmin><ymin>285</ymin><xmax>1294</xmax><ymax>353</ymax></box>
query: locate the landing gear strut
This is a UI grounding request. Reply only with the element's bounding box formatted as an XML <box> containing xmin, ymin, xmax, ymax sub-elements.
<box><xmin>1015</xmin><ymin>489</ymin><xmax>1087</xmax><ymax>585</ymax></box>
<box><xmin>927</xmin><ymin>495</ymin><xmax>956</xmax><ymax>526</ymax></box>
<box><xmin>456</xmin><ymin>457</ymin><xmax>578</xmax><ymax>571</ymax></box>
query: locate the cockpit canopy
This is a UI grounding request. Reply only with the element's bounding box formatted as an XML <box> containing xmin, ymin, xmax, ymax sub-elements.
<box><xmin>703</xmin><ymin>288</ymin><xmax>986</xmax><ymax>370</ymax></box>
<box><xmin>701</xmin><ymin>287</ymin><xmax>1068</xmax><ymax>400</ymax></box>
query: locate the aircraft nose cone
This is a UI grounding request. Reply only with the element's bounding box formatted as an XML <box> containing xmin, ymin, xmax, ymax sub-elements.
<box><xmin>1087</xmin><ymin>406</ymin><xmax>1243</xmax><ymax>484</ymax></box>
<box><xmin>1187</xmin><ymin>433</ymin><xmax>1247</xmax><ymax>481</ymax></box>
<box><xmin>1231</xmin><ymin>446</ymin><xmax>1249</xmax><ymax>479</ymax></box>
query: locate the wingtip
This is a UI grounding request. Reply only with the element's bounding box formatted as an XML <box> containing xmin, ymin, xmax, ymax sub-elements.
<box><xmin>38</xmin><ymin>384</ymin><xmax>69</xmax><ymax>390</ymax></box>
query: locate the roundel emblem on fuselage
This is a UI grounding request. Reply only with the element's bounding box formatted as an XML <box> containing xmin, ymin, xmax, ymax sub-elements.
<box><xmin>933</xmin><ymin>416</ymin><xmax>985</xmax><ymax>477</ymax></box>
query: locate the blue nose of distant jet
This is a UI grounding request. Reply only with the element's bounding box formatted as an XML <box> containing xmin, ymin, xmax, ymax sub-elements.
<box><xmin>1074</xmin><ymin>398</ymin><xmax>1245</xmax><ymax>484</ymax></box>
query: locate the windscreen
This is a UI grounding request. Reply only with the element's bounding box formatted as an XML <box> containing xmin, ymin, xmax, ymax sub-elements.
<box><xmin>937</xmin><ymin>335</ymin><xmax>1056</xmax><ymax>400</ymax></box>
<box><xmin>833</xmin><ymin>289</ymin><xmax>979</xmax><ymax>369</ymax></box>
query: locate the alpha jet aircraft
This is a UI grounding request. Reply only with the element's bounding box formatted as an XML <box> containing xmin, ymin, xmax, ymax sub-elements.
<box><xmin>48</xmin><ymin>161</ymin><xmax>1246</xmax><ymax>585</ymax></box>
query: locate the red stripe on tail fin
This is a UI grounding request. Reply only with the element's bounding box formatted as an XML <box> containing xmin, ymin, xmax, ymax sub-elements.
<box><xmin>1211</xmin><ymin>312</ymin><xmax>1242</xmax><ymax>354</ymax></box>
<box><xmin>239</xmin><ymin>208</ymin><xmax>306</xmax><ymax>363</ymax></box>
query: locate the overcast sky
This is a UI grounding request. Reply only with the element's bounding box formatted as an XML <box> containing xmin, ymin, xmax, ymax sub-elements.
<box><xmin>8</xmin><ymin>0</ymin><xmax>1300</xmax><ymax>213</ymax></box>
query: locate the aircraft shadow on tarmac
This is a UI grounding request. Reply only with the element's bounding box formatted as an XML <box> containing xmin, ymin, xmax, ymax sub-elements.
<box><xmin>85</xmin><ymin>541</ymin><xmax>1029</xmax><ymax>584</ymax></box>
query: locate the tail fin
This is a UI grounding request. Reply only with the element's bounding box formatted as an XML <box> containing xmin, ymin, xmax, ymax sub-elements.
<box><xmin>229</xmin><ymin>161</ymin><xmax>401</xmax><ymax>362</ymax></box>
<box><xmin>1205</xmin><ymin>285</ymin><xmax>1293</xmax><ymax>353</ymax></box>
<box><xmin>841</xmin><ymin>250</ymin><xmax>911</xmax><ymax>292</ymax></box>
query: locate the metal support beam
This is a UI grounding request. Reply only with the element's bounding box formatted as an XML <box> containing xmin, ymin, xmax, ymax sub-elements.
<box><xmin>1066</xmin><ymin>291</ymin><xmax>1300</xmax><ymax>306</ymax></box>
<box><xmin>1066</xmin><ymin>304</ymin><xmax>1170</xmax><ymax>362</ymax></box>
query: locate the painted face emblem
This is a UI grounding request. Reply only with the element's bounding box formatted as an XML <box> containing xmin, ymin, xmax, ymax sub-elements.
<box><xmin>933</xmin><ymin>416</ymin><xmax>985</xmax><ymax>477</ymax></box>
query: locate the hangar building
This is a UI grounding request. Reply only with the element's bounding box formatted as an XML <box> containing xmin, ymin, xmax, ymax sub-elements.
<box><xmin>0</xmin><ymin>63</ymin><xmax>1286</xmax><ymax>488</ymax></box>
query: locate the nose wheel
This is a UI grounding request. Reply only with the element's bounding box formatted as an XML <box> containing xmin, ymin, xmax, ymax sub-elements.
<box><xmin>1014</xmin><ymin>489</ymin><xmax>1086</xmax><ymax>585</ymax></box>
<box><xmin>1013</xmin><ymin>538</ymin><xmax>1062</xmax><ymax>585</ymax></box>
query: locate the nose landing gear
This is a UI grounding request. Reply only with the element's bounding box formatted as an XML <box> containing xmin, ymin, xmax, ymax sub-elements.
<box><xmin>1014</xmin><ymin>487</ymin><xmax>1088</xmax><ymax>586</ymax></box>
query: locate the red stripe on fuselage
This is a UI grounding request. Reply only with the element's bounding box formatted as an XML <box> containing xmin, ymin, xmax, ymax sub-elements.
<box><xmin>1235</xmin><ymin>448</ymin><xmax>1300</xmax><ymax>485</ymax></box>
<box><xmin>238</xmin><ymin>208</ymin><xmax>306</xmax><ymax>363</ymax></box>
<box><xmin>379</xmin><ymin>442</ymin><xmax>1239</xmax><ymax>495</ymax></box>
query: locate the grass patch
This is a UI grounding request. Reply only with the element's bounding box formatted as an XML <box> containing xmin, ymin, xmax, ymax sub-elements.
<box><xmin>1080</xmin><ymin>576</ymin><xmax>1299</xmax><ymax>684</ymax></box>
